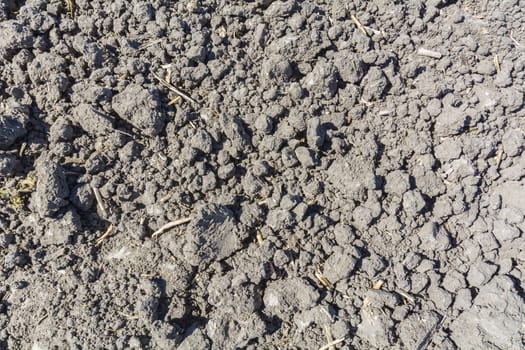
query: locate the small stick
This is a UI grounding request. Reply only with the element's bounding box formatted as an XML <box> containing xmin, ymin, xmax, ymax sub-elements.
<box><xmin>18</xmin><ymin>142</ymin><xmax>27</xmax><ymax>157</ymax></box>
<box><xmin>96</xmin><ymin>224</ymin><xmax>114</xmax><ymax>246</ymax></box>
<box><xmin>152</xmin><ymin>72</ymin><xmax>200</xmax><ymax>107</ymax></box>
<box><xmin>509</xmin><ymin>31</ymin><xmax>521</xmax><ymax>47</ymax></box>
<box><xmin>417</xmin><ymin>48</ymin><xmax>442</xmax><ymax>59</ymax></box>
<box><xmin>320</xmin><ymin>307</ymin><xmax>334</xmax><ymax>321</ymax></box>
<box><xmin>415</xmin><ymin>312</ymin><xmax>447</xmax><ymax>350</ymax></box>
<box><xmin>496</xmin><ymin>144</ymin><xmax>504</xmax><ymax>168</ymax></box>
<box><xmin>319</xmin><ymin>338</ymin><xmax>346</xmax><ymax>350</ymax></box>
<box><xmin>359</xmin><ymin>98</ymin><xmax>374</xmax><ymax>107</ymax></box>
<box><xmin>114</xmin><ymin>129</ymin><xmax>135</xmax><ymax>139</ymax></box>
<box><xmin>37</xmin><ymin>313</ymin><xmax>49</xmax><ymax>325</ymax></box>
<box><xmin>315</xmin><ymin>266</ymin><xmax>334</xmax><ymax>291</ymax></box>
<box><xmin>120</xmin><ymin>312</ymin><xmax>140</xmax><ymax>320</ymax></box>
<box><xmin>159</xmin><ymin>192</ymin><xmax>172</xmax><ymax>203</ymax></box>
<box><xmin>351</xmin><ymin>14</ymin><xmax>368</xmax><ymax>35</ymax></box>
<box><xmin>324</xmin><ymin>325</ymin><xmax>335</xmax><ymax>350</ymax></box>
<box><xmin>139</xmin><ymin>38</ymin><xmax>163</xmax><ymax>50</ymax></box>
<box><xmin>91</xmin><ymin>186</ymin><xmax>108</xmax><ymax>219</ymax></box>
<box><xmin>65</xmin><ymin>0</ymin><xmax>74</xmax><ymax>17</ymax></box>
<box><xmin>363</xmin><ymin>25</ymin><xmax>383</xmax><ymax>37</ymax></box>
<box><xmin>396</xmin><ymin>289</ymin><xmax>415</xmax><ymax>303</ymax></box>
<box><xmin>151</xmin><ymin>217</ymin><xmax>191</xmax><ymax>238</ymax></box>
<box><xmin>493</xmin><ymin>54</ymin><xmax>501</xmax><ymax>72</ymax></box>
<box><xmin>168</xmin><ymin>96</ymin><xmax>181</xmax><ymax>106</ymax></box>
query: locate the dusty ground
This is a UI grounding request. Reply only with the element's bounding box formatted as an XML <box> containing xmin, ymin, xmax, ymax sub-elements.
<box><xmin>1</xmin><ymin>0</ymin><xmax>525</xmax><ymax>349</ymax></box>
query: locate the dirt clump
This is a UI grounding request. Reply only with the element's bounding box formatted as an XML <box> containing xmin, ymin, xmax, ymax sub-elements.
<box><xmin>1</xmin><ymin>0</ymin><xmax>525</xmax><ymax>349</ymax></box>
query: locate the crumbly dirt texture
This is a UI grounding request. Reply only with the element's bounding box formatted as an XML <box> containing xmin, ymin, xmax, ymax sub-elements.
<box><xmin>1</xmin><ymin>0</ymin><xmax>524</xmax><ymax>349</ymax></box>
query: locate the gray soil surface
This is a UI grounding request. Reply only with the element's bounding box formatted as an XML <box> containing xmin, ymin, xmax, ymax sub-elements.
<box><xmin>1</xmin><ymin>0</ymin><xmax>525</xmax><ymax>349</ymax></box>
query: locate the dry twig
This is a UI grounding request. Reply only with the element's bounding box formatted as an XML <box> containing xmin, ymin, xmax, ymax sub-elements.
<box><xmin>351</xmin><ymin>14</ymin><xmax>367</xmax><ymax>35</ymax></box>
<box><xmin>18</xmin><ymin>142</ymin><xmax>27</xmax><ymax>157</ymax></box>
<box><xmin>359</xmin><ymin>98</ymin><xmax>374</xmax><ymax>107</ymax></box>
<box><xmin>96</xmin><ymin>224</ymin><xmax>114</xmax><ymax>246</ymax></box>
<box><xmin>120</xmin><ymin>312</ymin><xmax>140</xmax><ymax>320</ymax></box>
<box><xmin>417</xmin><ymin>47</ymin><xmax>442</xmax><ymax>59</ymax></box>
<box><xmin>493</xmin><ymin>54</ymin><xmax>501</xmax><ymax>72</ymax></box>
<box><xmin>91</xmin><ymin>186</ymin><xmax>108</xmax><ymax>219</ymax></box>
<box><xmin>139</xmin><ymin>38</ymin><xmax>163</xmax><ymax>50</ymax></box>
<box><xmin>510</xmin><ymin>31</ymin><xmax>521</xmax><ymax>47</ymax></box>
<box><xmin>396</xmin><ymin>289</ymin><xmax>416</xmax><ymax>304</ymax></box>
<box><xmin>65</xmin><ymin>0</ymin><xmax>74</xmax><ymax>17</ymax></box>
<box><xmin>152</xmin><ymin>72</ymin><xmax>200</xmax><ymax>106</ymax></box>
<box><xmin>151</xmin><ymin>217</ymin><xmax>191</xmax><ymax>238</ymax></box>
<box><xmin>315</xmin><ymin>266</ymin><xmax>334</xmax><ymax>291</ymax></box>
<box><xmin>496</xmin><ymin>144</ymin><xmax>504</xmax><ymax>168</ymax></box>
<box><xmin>168</xmin><ymin>96</ymin><xmax>181</xmax><ymax>106</ymax></box>
<box><xmin>415</xmin><ymin>312</ymin><xmax>447</xmax><ymax>350</ymax></box>
<box><xmin>324</xmin><ymin>325</ymin><xmax>335</xmax><ymax>350</ymax></box>
<box><xmin>319</xmin><ymin>338</ymin><xmax>346</xmax><ymax>350</ymax></box>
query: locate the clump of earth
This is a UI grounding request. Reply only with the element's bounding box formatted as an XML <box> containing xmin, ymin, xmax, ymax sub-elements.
<box><xmin>1</xmin><ymin>0</ymin><xmax>524</xmax><ymax>349</ymax></box>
